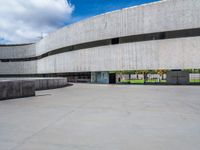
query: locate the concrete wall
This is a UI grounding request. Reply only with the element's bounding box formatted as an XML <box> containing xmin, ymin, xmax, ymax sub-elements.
<box><xmin>0</xmin><ymin>61</ymin><xmax>37</xmax><ymax>74</ymax></box>
<box><xmin>0</xmin><ymin>78</ymin><xmax>69</xmax><ymax>100</ymax></box>
<box><xmin>0</xmin><ymin>80</ymin><xmax>35</xmax><ymax>100</ymax></box>
<box><xmin>0</xmin><ymin>0</ymin><xmax>200</xmax><ymax>75</ymax></box>
<box><xmin>34</xmin><ymin>78</ymin><xmax>68</xmax><ymax>90</ymax></box>
<box><xmin>1</xmin><ymin>35</ymin><xmax>200</xmax><ymax>75</ymax></box>
<box><xmin>35</xmin><ymin>0</ymin><xmax>200</xmax><ymax>55</ymax></box>
<box><xmin>37</xmin><ymin>37</ymin><xmax>200</xmax><ymax>74</ymax></box>
<box><xmin>0</xmin><ymin>44</ymin><xmax>36</xmax><ymax>59</ymax></box>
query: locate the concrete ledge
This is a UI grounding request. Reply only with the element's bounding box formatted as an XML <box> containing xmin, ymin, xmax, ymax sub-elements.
<box><xmin>0</xmin><ymin>78</ymin><xmax>70</xmax><ymax>100</ymax></box>
<box><xmin>34</xmin><ymin>78</ymin><xmax>69</xmax><ymax>91</ymax></box>
<box><xmin>0</xmin><ymin>80</ymin><xmax>35</xmax><ymax>100</ymax></box>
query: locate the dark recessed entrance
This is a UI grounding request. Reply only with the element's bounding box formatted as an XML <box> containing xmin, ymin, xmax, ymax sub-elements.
<box><xmin>109</xmin><ymin>73</ymin><xmax>116</xmax><ymax>84</ymax></box>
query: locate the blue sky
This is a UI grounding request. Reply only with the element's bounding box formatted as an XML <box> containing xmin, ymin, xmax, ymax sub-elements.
<box><xmin>69</xmin><ymin>0</ymin><xmax>159</xmax><ymax>23</ymax></box>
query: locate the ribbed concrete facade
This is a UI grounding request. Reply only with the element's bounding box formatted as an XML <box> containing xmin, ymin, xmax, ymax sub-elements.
<box><xmin>0</xmin><ymin>0</ymin><xmax>200</xmax><ymax>75</ymax></box>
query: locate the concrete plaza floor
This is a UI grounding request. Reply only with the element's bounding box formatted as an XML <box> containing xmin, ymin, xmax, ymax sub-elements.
<box><xmin>0</xmin><ymin>84</ymin><xmax>200</xmax><ymax>150</ymax></box>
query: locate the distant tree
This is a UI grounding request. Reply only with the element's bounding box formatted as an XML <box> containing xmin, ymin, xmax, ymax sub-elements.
<box><xmin>156</xmin><ymin>69</ymin><xmax>167</xmax><ymax>80</ymax></box>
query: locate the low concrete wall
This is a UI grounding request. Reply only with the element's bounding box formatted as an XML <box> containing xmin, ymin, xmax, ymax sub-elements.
<box><xmin>34</xmin><ymin>78</ymin><xmax>68</xmax><ymax>91</ymax></box>
<box><xmin>0</xmin><ymin>80</ymin><xmax>35</xmax><ymax>100</ymax></box>
<box><xmin>0</xmin><ymin>78</ymin><xmax>70</xmax><ymax>100</ymax></box>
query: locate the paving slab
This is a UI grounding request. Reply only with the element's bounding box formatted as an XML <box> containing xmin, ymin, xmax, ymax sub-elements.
<box><xmin>0</xmin><ymin>84</ymin><xmax>200</xmax><ymax>150</ymax></box>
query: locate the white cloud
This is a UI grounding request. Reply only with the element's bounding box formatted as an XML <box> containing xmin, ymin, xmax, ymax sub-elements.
<box><xmin>0</xmin><ymin>0</ymin><xmax>74</xmax><ymax>44</ymax></box>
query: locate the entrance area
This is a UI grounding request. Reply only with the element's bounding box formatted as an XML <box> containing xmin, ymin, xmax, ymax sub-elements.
<box><xmin>84</xmin><ymin>70</ymin><xmax>198</xmax><ymax>85</ymax></box>
<box><xmin>109</xmin><ymin>73</ymin><xmax>116</xmax><ymax>84</ymax></box>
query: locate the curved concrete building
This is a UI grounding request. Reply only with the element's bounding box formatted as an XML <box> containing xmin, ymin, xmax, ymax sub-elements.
<box><xmin>0</xmin><ymin>0</ymin><xmax>200</xmax><ymax>84</ymax></box>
